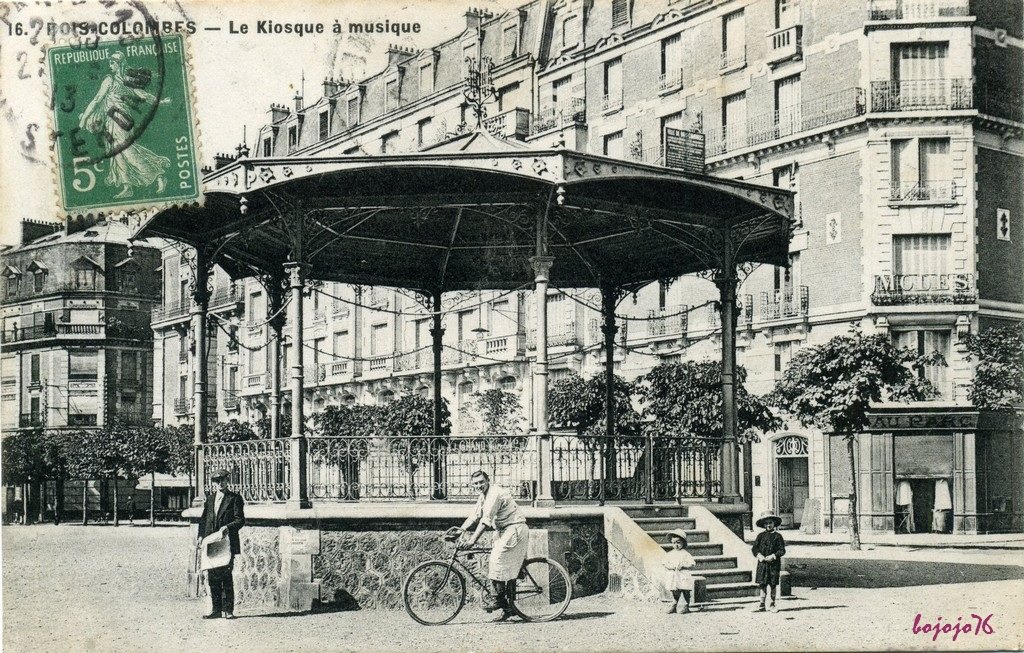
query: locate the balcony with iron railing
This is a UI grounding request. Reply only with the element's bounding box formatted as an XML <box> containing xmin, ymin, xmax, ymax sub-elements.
<box><xmin>442</xmin><ymin>339</ymin><xmax>479</xmax><ymax>366</ymax></box>
<box><xmin>760</xmin><ymin>286</ymin><xmax>809</xmax><ymax>322</ymax></box>
<box><xmin>395</xmin><ymin>348</ymin><xmax>431</xmax><ymax>372</ymax></box>
<box><xmin>627</xmin><ymin>144</ymin><xmax>665</xmax><ymax>166</ymax></box>
<box><xmin>646</xmin><ymin>305</ymin><xmax>688</xmax><ymax>338</ymax></box>
<box><xmin>889</xmin><ymin>180</ymin><xmax>958</xmax><ymax>204</ymax></box>
<box><xmin>867</xmin><ymin>0</ymin><xmax>969</xmax><ymax>21</ymax></box>
<box><xmin>601</xmin><ymin>93</ymin><xmax>623</xmax><ymax>114</ymax></box>
<box><xmin>548</xmin><ymin>318</ymin><xmax>579</xmax><ymax>347</ymax></box>
<box><xmin>482</xmin><ymin>108</ymin><xmax>531</xmax><ymax>140</ymax></box>
<box><xmin>658</xmin><ymin>69</ymin><xmax>684</xmax><ymax>94</ymax></box>
<box><xmin>2</xmin><ymin>324</ymin><xmax>56</xmax><ymax>343</ymax></box>
<box><xmin>530</xmin><ymin>98</ymin><xmax>586</xmax><ymax>136</ymax></box>
<box><xmin>720</xmin><ymin>45</ymin><xmax>746</xmax><ymax>72</ymax></box>
<box><xmin>745</xmin><ymin>87</ymin><xmax>867</xmax><ymax>148</ymax></box>
<box><xmin>152</xmin><ymin>299</ymin><xmax>191</xmax><ymax>322</ymax></box>
<box><xmin>766</xmin><ymin>25</ymin><xmax>802</xmax><ymax>65</ymax></box>
<box><xmin>975</xmin><ymin>82</ymin><xmax>1024</xmax><ymax>123</ymax></box>
<box><xmin>173</xmin><ymin>397</ymin><xmax>192</xmax><ymax>414</ymax></box>
<box><xmin>870</xmin><ymin>79</ymin><xmax>972</xmax><ymax>112</ymax></box>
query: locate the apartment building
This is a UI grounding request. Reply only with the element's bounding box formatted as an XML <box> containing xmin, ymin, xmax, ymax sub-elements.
<box><xmin>1</xmin><ymin>216</ymin><xmax>162</xmax><ymax>519</ymax></box>
<box><xmin>157</xmin><ymin>0</ymin><xmax>1023</xmax><ymax>533</ymax></box>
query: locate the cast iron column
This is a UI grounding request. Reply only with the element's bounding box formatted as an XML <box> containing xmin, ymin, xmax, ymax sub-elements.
<box><xmin>531</xmin><ymin>255</ymin><xmax>555</xmax><ymax>506</ymax></box>
<box><xmin>285</xmin><ymin>262</ymin><xmax>310</xmax><ymax>508</ymax></box>
<box><xmin>599</xmin><ymin>286</ymin><xmax>618</xmax><ymax>506</ymax></box>
<box><xmin>715</xmin><ymin>259</ymin><xmax>741</xmax><ymax>503</ymax></box>
<box><xmin>267</xmin><ymin>281</ymin><xmax>284</xmax><ymax>439</ymax></box>
<box><xmin>190</xmin><ymin>247</ymin><xmax>210</xmax><ymax>501</ymax></box>
<box><xmin>430</xmin><ymin>290</ymin><xmax>446</xmax><ymax>499</ymax></box>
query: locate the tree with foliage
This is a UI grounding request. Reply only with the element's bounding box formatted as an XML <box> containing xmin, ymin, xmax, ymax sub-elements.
<box><xmin>210</xmin><ymin>419</ymin><xmax>259</xmax><ymax>443</ymax></box>
<box><xmin>163</xmin><ymin>425</ymin><xmax>197</xmax><ymax>505</ymax></box>
<box><xmin>255</xmin><ymin>410</ymin><xmax>294</xmax><ymax>439</ymax></box>
<box><xmin>2</xmin><ymin>430</ymin><xmax>43</xmax><ymax>523</ymax></box>
<box><xmin>375</xmin><ymin>395</ymin><xmax>451</xmax><ymax>499</ymax></box>
<box><xmin>63</xmin><ymin>427</ymin><xmax>118</xmax><ymax>525</ymax></box>
<box><xmin>466</xmin><ymin>389</ymin><xmax>525</xmax><ymax>436</ymax></box>
<box><xmin>310</xmin><ymin>404</ymin><xmax>383</xmax><ymax>499</ymax></box>
<box><xmin>769</xmin><ymin>330</ymin><xmax>940</xmax><ymax>550</ymax></box>
<box><xmin>548</xmin><ymin>372</ymin><xmax>642</xmax><ymax>485</ymax></box>
<box><xmin>121</xmin><ymin>425</ymin><xmax>172</xmax><ymax>526</ymax></box>
<box><xmin>637</xmin><ymin>361</ymin><xmax>782</xmax><ymax>442</ymax></box>
<box><xmin>962</xmin><ymin>322</ymin><xmax>1024</xmax><ymax>410</ymax></box>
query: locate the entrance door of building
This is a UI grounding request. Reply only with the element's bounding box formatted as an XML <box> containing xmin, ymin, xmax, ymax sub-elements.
<box><xmin>777</xmin><ymin>457</ymin><xmax>809</xmax><ymax>528</ymax></box>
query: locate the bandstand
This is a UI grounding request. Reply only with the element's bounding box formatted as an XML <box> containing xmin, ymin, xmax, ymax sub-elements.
<box><xmin>135</xmin><ymin>130</ymin><xmax>794</xmax><ymax>609</ymax></box>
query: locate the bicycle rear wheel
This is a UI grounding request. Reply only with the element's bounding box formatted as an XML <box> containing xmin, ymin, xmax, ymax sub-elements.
<box><xmin>509</xmin><ymin>557</ymin><xmax>572</xmax><ymax>622</ymax></box>
<box><xmin>403</xmin><ymin>561</ymin><xmax>467</xmax><ymax>625</ymax></box>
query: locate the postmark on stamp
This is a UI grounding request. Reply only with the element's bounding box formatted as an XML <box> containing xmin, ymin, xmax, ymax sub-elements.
<box><xmin>47</xmin><ymin>33</ymin><xmax>199</xmax><ymax>212</ymax></box>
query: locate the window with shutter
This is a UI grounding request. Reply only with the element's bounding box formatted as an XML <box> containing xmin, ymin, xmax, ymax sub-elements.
<box><xmin>661</xmin><ymin>34</ymin><xmax>682</xmax><ymax>89</ymax></box>
<box><xmin>562</xmin><ymin>16</ymin><xmax>579</xmax><ymax>48</ymax></box>
<box><xmin>319</xmin><ymin>111</ymin><xmax>330</xmax><ymax>140</ymax></box>
<box><xmin>603</xmin><ymin>131</ymin><xmax>623</xmax><ymax>157</ymax></box>
<box><xmin>503</xmin><ymin>25</ymin><xmax>518</xmax><ymax>60</ymax></box>
<box><xmin>775</xmin><ymin>75</ymin><xmax>801</xmax><ymax>135</ymax></box>
<box><xmin>612</xmin><ymin>0</ymin><xmax>629</xmax><ymax>27</ymax></box>
<box><xmin>419</xmin><ymin>63</ymin><xmax>433</xmax><ymax>94</ymax></box>
<box><xmin>721</xmin><ymin>10</ymin><xmax>745</xmax><ymax>69</ymax></box>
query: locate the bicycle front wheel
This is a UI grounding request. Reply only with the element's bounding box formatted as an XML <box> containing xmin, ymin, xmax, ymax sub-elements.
<box><xmin>509</xmin><ymin>557</ymin><xmax>572</xmax><ymax>622</ymax></box>
<box><xmin>403</xmin><ymin>561</ymin><xmax>467</xmax><ymax>625</ymax></box>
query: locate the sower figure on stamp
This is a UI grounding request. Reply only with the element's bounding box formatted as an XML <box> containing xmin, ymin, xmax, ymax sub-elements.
<box><xmin>197</xmin><ymin>469</ymin><xmax>245</xmax><ymax>620</ymax></box>
<box><xmin>751</xmin><ymin>510</ymin><xmax>786</xmax><ymax>613</ymax></box>
<box><xmin>78</xmin><ymin>51</ymin><xmax>171</xmax><ymax>199</ymax></box>
<box><xmin>458</xmin><ymin>470</ymin><xmax>529</xmax><ymax>621</ymax></box>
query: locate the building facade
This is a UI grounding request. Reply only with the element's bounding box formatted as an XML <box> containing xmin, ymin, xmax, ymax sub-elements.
<box><xmin>1</xmin><ymin>216</ymin><xmax>163</xmax><ymax>520</ymax></box>
<box><xmin>155</xmin><ymin>0</ymin><xmax>1023</xmax><ymax>533</ymax></box>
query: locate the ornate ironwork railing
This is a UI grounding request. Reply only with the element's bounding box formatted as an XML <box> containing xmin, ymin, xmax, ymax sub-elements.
<box><xmin>871</xmin><ymin>78</ymin><xmax>972</xmax><ymax>112</ymax></box>
<box><xmin>760</xmin><ymin>286</ymin><xmax>809</xmax><ymax>321</ymax></box>
<box><xmin>483</xmin><ymin>108</ymin><xmax>531</xmax><ymax>140</ymax></box>
<box><xmin>530</xmin><ymin>97</ymin><xmax>586</xmax><ymax>135</ymax></box>
<box><xmin>646</xmin><ymin>304</ymin><xmax>688</xmax><ymax>338</ymax></box>
<box><xmin>550</xmin><ymin>435</ymin><xmax>721</xmax><ymax>502</ymax></box>
<box><xmin>203</xmin><ymin>439</ymin><xmax>291</xmax><ymax>502</ymax></box>
<box><xmin>868</xmin><ymin>0</ymin><xmax>969</xmax><ymax>20</ymax></box>
<box><xmin>889</xmin><ymin>180</ymin><xmax>957</xmax><ymax>202</ymax></box>
<box><xmin>306</xmin><ymin>435</ymin><xmax>536</xmax><ymax>502</ymax></box>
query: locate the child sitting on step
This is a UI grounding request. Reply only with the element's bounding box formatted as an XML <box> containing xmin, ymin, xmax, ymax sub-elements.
<box><xmin>663</xmin><ymin>529</ymin><xmax>696</xmax><ymax>614</ymax></box>
<box><xmin>751</xmin><ymin>511</ymin><xmax>786</xmax><ymax>613</ymax></box>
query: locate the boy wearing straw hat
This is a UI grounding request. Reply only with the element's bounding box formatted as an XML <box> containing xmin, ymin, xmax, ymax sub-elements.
<box><xmin>662</xmin><ymin>528</ymin><xmax>696</xmax><ymax>614</ymax></box>
<box><xmin>751</xmin><ymin>510</ymin><xmax>786</xmax><ymax>613</ymax></box>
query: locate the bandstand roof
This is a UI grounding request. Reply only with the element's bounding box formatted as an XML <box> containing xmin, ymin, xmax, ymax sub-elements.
<box><xmin>135</xmin><ymin>131</ymin><xmax>795</xmax><ymax>292</ymax></box>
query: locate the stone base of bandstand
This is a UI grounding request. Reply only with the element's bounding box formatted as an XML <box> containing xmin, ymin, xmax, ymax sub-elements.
<box><xmin>184</xmin><ymin>502</ymin><xmax>747</xmax><ymax>612</ymax></box>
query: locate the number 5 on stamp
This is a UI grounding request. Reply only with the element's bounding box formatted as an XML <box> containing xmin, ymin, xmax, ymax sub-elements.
<box><xmin>48</xmin><ymin>34</ymin><xmax>200</xmax><ymax>212</ymax></box>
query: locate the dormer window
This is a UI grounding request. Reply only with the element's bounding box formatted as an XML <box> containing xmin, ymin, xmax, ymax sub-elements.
<box><xmin>419</xmin><ymin>62</ymin><xmax>434</xmax><ymax>95</ymax></box>
<box><xmin>384</xmin><ymin>79</ymin><xmax>399</xmax><ymax>113</ymax></box>
<box><xmin>502</xmin><ymin>25</ymin><xmax>519</xmax><ymax>60</ymax></box>
<box><xmin>115</xmin><ymin>259</ymin><xmax>140</xmax><ymax>294</ymax></box>
<box><xmin>318</xmin><ymin>110</ymin><xmax>330</xmax><ymax>140</ymax></box>
<box><xmin>347</xmin><ymin>96</ymin><xmax>360</xmax><ymax>126</ymax></box>
<box><xmin>287</xmin><ymin>125</ymin><xmax>298</xmax><ymax>153</ymax></box>
<box><xmin>262</xmin><ymin>136</ymin><xmax>272</xmax><ymax>156</ymax></box>
<box><xmin>4</xmin><ymin>272</ymin><xmax>19</xmax><ymax>299</ymax></box>
<box><xmin>26</xmin><ymin>261</ymin><xmax>47</xmax><ymax>294</ymax></box>
<box><xmin>71</xmin><ymin>257</ymin><xmax>101</xmax><ymax>290</ymax></box>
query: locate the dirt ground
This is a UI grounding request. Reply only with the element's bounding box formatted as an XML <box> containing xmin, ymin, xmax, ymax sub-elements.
<box><xmin>3</xmin><ymin>524</ymin><xmax>1023</xmax><ymax>652</ymax></box>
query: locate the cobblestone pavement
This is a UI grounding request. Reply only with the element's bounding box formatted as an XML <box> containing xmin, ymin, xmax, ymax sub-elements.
<box><xmin>3</xmin><ymin>525</ymin><xmax>1023</xmax><ymax>652</ymax></box>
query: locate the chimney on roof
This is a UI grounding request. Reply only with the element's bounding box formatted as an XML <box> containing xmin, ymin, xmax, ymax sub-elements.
<box><xmin>294</xmin><ymin>92</ymin><xmax>303</xmax><ymax>113</ymax></box>
<box><xmin>323</xmin><ymin>77</ymin><xmax>342</xmax><ymax>97</ymax></box>
<box><xmin>386</xmin><ymin>45</ymin><xmax>415</xmax><ymax>67</ymax></box>
<box><xmin>214</xmin><ymin>152</ymin><xmax>236</xmax><ymax>169</ymax></box>
<box><xmin>268</xmin><ymin>103</ymin><xmax>289</xmax><ymax>123</ymax></box>
<box><xmin>66</xmin><ymin>213</ymin><xmax>103</xmax><ymax>235</ymax></box>
<box><xmin>20</xmin><ymin>219</ymin><xmax>63</xmax><ymax>245</ymax></box>
<box><xmin>464</xmin><ymin>7</ymin><xmax>494</xmax><ymax>30</ymax></box>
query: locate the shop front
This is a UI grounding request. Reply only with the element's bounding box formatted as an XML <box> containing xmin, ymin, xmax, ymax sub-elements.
<box><xmin>824</xmin><ymin>406</ymin><xmax>1023</xmax><ymax>535</ymax></box>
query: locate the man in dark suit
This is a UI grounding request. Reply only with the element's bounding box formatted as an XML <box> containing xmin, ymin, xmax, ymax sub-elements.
<box><xmin>197</xmin><ymin>469</ymin><xmax>245</xmax><ymax>619</ymax></box>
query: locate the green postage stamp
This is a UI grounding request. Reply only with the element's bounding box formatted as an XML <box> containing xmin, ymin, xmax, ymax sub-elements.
<box><xmin>48</xmin><ymin>34</ymin><xmax>200</xmax><ymax>212</ymax></box>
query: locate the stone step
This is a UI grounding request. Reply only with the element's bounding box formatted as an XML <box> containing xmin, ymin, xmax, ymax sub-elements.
<box><xmin>644</xmin><ymin>524</ymin><xmax>700</xmax><ymax>540</ymax></box>
<box><xmin>633</xmin><ymin>516</ymin><xmax>696</xmax><ymax>527</ymax></box>
<box><xmin>619</xmin><ymin>505</ymin><xmax>688</xmax><ymax>518</ymax></box>
<box><xmin>665</xmin><ymin>542</ymin><xmax>723</xmax><ymax>556</ymax></box>
<box><xmin>696</xmin><ymin>568</ymin><xmax>752</xmax><ymax>585</ymax></box>
<box><xmin>691</xmin><ymin>555</ymin><xmax>739</xmax><ymax>571</ymax></box>
<box><xmin>705</xmin><ymin>581</ymin><xmax>761</xmax><ymax>600</ymax></box>
<box><xmin>646</xmin><ymin>528</ymin><xmax>708</xmax><ymax>543</ymax></box>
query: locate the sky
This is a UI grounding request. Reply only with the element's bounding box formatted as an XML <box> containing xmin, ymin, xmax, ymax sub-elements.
<box><xmin>0</xmin><ymin>0</ymin><xmax>523</xmax><ymax>245</ymax></box>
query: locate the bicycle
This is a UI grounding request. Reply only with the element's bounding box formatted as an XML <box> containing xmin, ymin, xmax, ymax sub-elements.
<box><xmin>402</xmin><ymin>527</ymin><xmax>573</xmax><ymax>625</ymax></box>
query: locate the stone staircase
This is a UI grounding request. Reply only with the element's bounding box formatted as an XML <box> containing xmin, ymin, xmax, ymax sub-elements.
<box><xmin>620</xmin><ymin>505</ymin><xmax>760</xmax><ymax>601</ymax></box>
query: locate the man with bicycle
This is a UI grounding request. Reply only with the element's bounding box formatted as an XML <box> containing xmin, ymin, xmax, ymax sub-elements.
<box><xmin>457</xmin><ymin>470</ymin><xmax>529</xmax><ymax>616</ymax></box>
